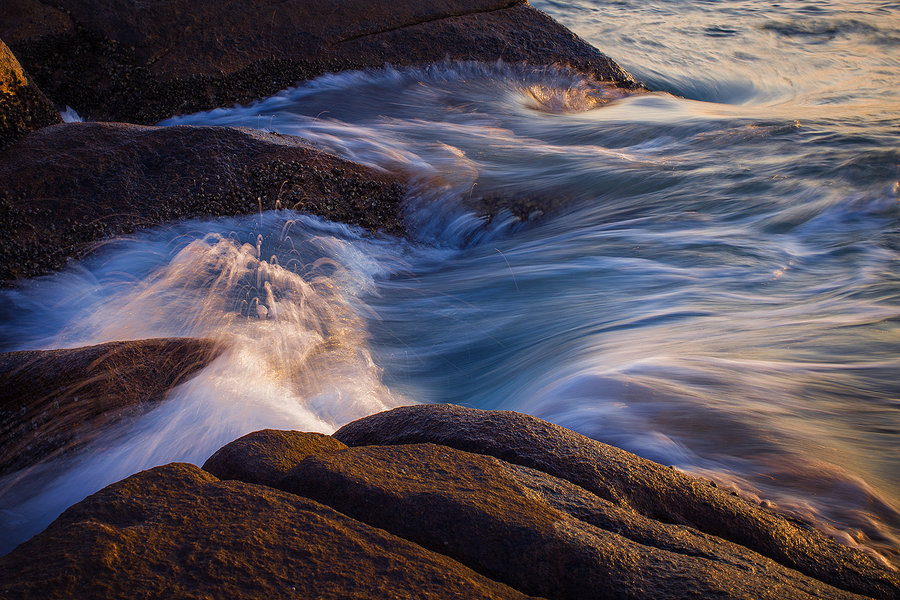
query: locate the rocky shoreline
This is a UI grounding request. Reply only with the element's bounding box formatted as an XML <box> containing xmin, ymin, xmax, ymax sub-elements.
<box><xmin>1</xmin><ymin>0</ymin><xmax>898</xmax><ymax>598</ymax></box>
<box><xmin>1</xmin><ymin>0</ymin><xmax>639</xmax><ymax>284</ymax></box>
<box><xmin>0</xmin><ymin>122</ymin><xmax>406</xmax><ymax>282</ymax></box>
<box><xmin>2</xmin><ymin>405</ymin><xmax>898</xmax><ymax>599</ymax></box>
<box><xmin>3</xmin><ymin>0</ymin><xmax>635</xmax><ymax>125</ymax></box>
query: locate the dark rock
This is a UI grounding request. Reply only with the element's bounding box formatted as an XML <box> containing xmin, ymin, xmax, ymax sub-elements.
<box><xmin>332</xmin><ymin>4</ymin><xmax>633</xmax><ymax>85</ymax></box>
<box><xmin>0</xmin><ymin>122</ymin><xmax>406</xmax><ymax>283</ymax></box>
<box><xmin>0</xmin><ymin>38</ymin><xmax>62</xmax><ymax>150</ymax></box>
<box><xmin>334</xmin><ymin>404</ymin><xmax>900</xmax><ymax>600</ymax></box>
<box><xmin>279</xmin><ymin>442</ymin><xmax>865</xmax><ymax>600</ymax></box>
<box><xmin>1</xmin><ymin>0</ymin><xmax>637</xmax><ymax>124</ymax></box>
<box><xmin>0</xmin><ymin>338</ymin><xmax>219</xmax><ymax>476</ymax></box>
<box><xmin>203</xmin><ymin>429</ymin><xmax>348</xmax><ymax>487</ymax></box>
<box><xmin>0</xmin><ymin>462</ymin><xmax>533</xmax><ymax>599</ymax></box>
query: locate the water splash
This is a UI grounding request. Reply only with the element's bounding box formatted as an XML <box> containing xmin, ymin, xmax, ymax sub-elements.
<box><xmin>0</xmin><ymin>212</ymin><xmax>416</xmax><ymax>553</ymax></box>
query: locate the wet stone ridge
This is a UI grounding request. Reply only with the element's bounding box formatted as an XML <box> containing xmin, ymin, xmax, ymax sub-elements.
<box><xmin>0</xmin><ymin>122</ymin><xmax>406</xmax><ymax>283</ymax></box>
<box><xmin>0</xmin><ymin>338</ymin><xmax>220</xmax><ymax>477</ymax></box>
<box><xmin>0</xmin><ymin>0</ymin><xmax>636</xmax><ymax>124</ymax></box>
<box><xmin>2</xmin><ymin>406</ymin><xmax>897</xmax><ymax>600</ymax></box>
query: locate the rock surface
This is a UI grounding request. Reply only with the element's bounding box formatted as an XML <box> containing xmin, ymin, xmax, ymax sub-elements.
<box><xmin>334</xmin><ymin>404</ymin><xmax>900</xmax><ymax>600</ymax></box>
<box><xmin>0</xmin><ymin>463</ymin><xmax>533</xmax><ymax>599</ymax></box>
<box><xmin>0</xmin><ymin>122</ymin><xmax>405</xmax><ymax>283</ymax></box>
<box><xmin>0</xmin><ymin>338</ymin><xmax>219</xmax><ymax>476</ymax></box>
<box><xmin>0</xmin><ymin>38</ymin><xmax>61</xmax><ymax>149</ymax></box>
<box><xmin>4</xmin><ymin>408</ymin><xmax>896</xmax><ymax>599</ymax></box>
<box><xmin>1</xmin><ymin>0</ymin><xmax>636</xmax><ymax>124</ymax></box>
<box><xmin>279</xmin><ymin>442</ymin><xmax>866</xmax><ymax>600</ymax></box>
<box><xmin>203</xmin><ymin>429</ymin><xmax>348</xmax><ymax>488</ymax></box>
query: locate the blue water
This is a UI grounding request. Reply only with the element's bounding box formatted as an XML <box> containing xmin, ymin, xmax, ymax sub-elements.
<box><xmin>1</xmin><ymin>0</ymin><xmax>898</xmax><ymax>562</ymax></box>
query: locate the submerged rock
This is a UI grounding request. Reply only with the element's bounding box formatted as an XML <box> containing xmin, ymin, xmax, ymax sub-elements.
<box><xmin>0</xmin><ymin>0</ymin><xmax>636</xmax><ymax>124</ymax></box>
<box><xmin>0</xmin><ymin>338</ymin><xmax>219</xmax><ymax>477</ymax></box>
<box><xmin>0</xmin><ymin>463</ymin><xmax>532</xmax><ymax>599</ymax></box>
<box><xmin>0</xmin><ymin>122</ymin><xmax>405</xmax><ymax>283</ymax></box>
<box><xmin>0</xmin><ymin>38</ymin><xmax>61</xmax><ymax>150</ymax></box>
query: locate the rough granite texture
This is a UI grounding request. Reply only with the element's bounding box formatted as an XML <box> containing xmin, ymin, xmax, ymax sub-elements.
<box><xmin>0</xmin><ymin>338</ymin><xmax>219</xmax><ymax>477</ymax></box>
<box><xmin>0</xmin><ymin>0</ymin><xmax>636</xmax><ymax>124</ymax></box>
<box><xmin>334</xmin><ymin>404</ymin><xmax>900</xmax><ymax>600</ymax></box>
<box><xmin>0</xmin><ymin>38</ymin><xmax>61</xmax><ymax>149</ymax></box>
<box><xmin>203</xmin><ymin>429</ymin><xmax>348</xmax><ymax>488</ymax></box>
<box><xmin>0</xmin><ymin>463</ymin><xmax>534</xmax><ymax>599</ymax></box>
<box><xmin>0</xmin><ymin>122</ymin><xmax>406</xmax><ymax>283</ymax></box>
<box><xmin>278</xmin><ymin>442</ymin><xmax>867</xmax><ymax>600</ymax></box>
<box><xmin>3</xmin><ymin>409</ymin><xmax>897</xmax><ymax>598</ymax></box>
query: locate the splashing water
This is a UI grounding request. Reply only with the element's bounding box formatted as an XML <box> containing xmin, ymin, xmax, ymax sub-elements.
<box><xmin>2</xmin><ymin>0</ymin><xmax>899</xmax><ymax>564</ymax></box>
<box><xmin>0</xmin><ymin>213</ymin><xmax>412</xmax><ymax>551</ymax></box>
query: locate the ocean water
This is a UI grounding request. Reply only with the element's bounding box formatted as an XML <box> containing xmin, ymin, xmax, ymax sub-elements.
<box><xmin>1</xmin><ymin>0</ymin><xmax>898</xmax><ymax>562</ymax></box>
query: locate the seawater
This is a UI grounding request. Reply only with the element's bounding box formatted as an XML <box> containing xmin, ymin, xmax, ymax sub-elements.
<box><xmin>1</xmin><ymin>0</ymin><xmax>898</xmax><ymax>561</ymax></box>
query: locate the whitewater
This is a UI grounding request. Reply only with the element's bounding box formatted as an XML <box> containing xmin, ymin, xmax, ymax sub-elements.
<box><xmin>1</xmin><ymin>0</ymin><xmax>898</xmax><ymax>562</ymax></box>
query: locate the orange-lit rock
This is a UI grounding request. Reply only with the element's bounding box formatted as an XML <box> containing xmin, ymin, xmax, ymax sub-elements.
<box><xmin>0</xmin><ymin>38</ymin><xmax>61</xmax><ymax>149</ymax></box>
<box><xmin>5</xmin><ymin>407</ymin><xmax>895</xmax><ymax>599</ymax></box>
<box><xmin>203</xmin><ymin>429</ymin><xmax>348</xmax><ymax>488</ymax></box>
<box><xmin>0</xmin><ymin>463</ymin><xmax>533</xmax><ymax>599</ymax></box>
<box><xmin>335</xmin><ymin>404</ymin><xmax>899</xmax><ymax>599</ymax></box>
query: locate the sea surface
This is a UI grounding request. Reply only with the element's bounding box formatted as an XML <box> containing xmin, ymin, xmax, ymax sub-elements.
<box><xmin>1</xmin><ymin>0</ymin><xmax>898</xmax><ymax>561</ymax></box>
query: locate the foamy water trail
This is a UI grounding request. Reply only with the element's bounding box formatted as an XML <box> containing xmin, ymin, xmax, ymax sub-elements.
<box><xmin>162</xmin><ymin>62</ymin><xmax>639</xmax><ymax>245</ymax></box>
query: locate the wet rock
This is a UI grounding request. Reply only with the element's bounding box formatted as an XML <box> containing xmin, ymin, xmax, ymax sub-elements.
<box><xmin>0</xmin><ymin>338</ymin><xmax>219</xmax><ymax>477</ymax></box>
<box><xmin>1</xmin><ymin>0</ymin><xmax>637</xmax><ymax>124</ymax></box>
<box><xmin>334</xmin><ymin>404</ymin><xmax>900</xmax><ymax>600</ymax></box>
<box><xmin>4</xmin><ymin>409</ymin><xmax>897</xmax><ymax>598</ymax></box>
<box><xmin>203</xmin><ymin>429</ymin><xmax>348</xmax><ymax>488</ymax></box>
<box><xmin>0</xmin><ymin>38</ymin><xmax>61</xmax><ymax>150</ymax></box>
<box><xmin>279</xmin><ymin>442</ymin><xmax>866</xmax><ymax>600</ymax></box>
<box><xmin>0</xmin><ymin>122</ymin><xmax>406</xmax><ymax>283</ymax></box>
<box><xmin>0</xmin><ymin>462</ymin><xmax>533</xmax><ymax>599</ymax></box>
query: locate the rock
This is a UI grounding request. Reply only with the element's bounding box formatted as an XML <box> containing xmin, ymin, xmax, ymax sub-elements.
<box><xmin>0</xmin><ymin>338</ymin><xmax>219</xmax><ymax>476</ymax></box>
<box><xmin>334</xmin><ymin>404</ymin><xmax>900</xmax><ymax>600</ymax></box>
<box><xmin>4</xmin><ymin>411</ymin><xmax>897</xmax><ymax>598</ymax></box>
<box><xmin>0</xmin><ymin>122</ymin><xmax>406</xmax><ymax>283</ymax></box>
<box><xmin>0</xmin><ymin>38</ymin><xmax>61</xmax><ymax>150</ymax></box>
<box><xmin>203</xmin><ymin>429</ymin><xmax>347</xmax><ymax>488</ymax></box>
<box><xmin>332</xmin><ymin>4</ymin><xmax>633</xmax><ymax>85</ymax></box>
<box><xmin>1</xmin><ymin>0</ymin><xmax>637</xmax><ymax>124</ymax></box>
<box><xmin>278</xmin><ymin>442</ymin><xmax>865</xmax><ymax>600</ymax></box>
<box><xmin>0</xmin><ymin>463</ymin><xmax>533</xmax><ymax>599</ymax></box>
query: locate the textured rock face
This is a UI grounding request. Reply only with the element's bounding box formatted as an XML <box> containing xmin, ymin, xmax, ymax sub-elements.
<box><xmin>334</xmin><ymin>404</ymin><xmax>900</xmax><ymax>600</ymax></box>
<box><xmin>0</xmin><ymin>122</ymin><xmax>405</xmax><ymax>283</ymax></box>
<box><xmin>1</xmin><ymin>0</ymin><xmax>635</xmax><ymax>124</ymax></box>
<box><xmin>0</xmin><ymin>338</ymin><xmax>219</xmax><ymax>476</ymax></box>
<box><xmin>278</xmin><ymin>442</ymin><xmax>865</xmax><ymax>600</ymax></box>
<box><xmin>4</xmin><ymin>408</ymin><xmax>894</xmax><ymax>599</ymax></box>
<box><xmin>203</xmin><ymin>429</ymin><xmax>348</xmax><ymax>488</ymax></box>
<box><xmin>0</xmin><ymin>463</ymin><xmax>533</xmax><ymax>600</ymax></box>
<box><xmin>0</xmin><ymin>38</ymin><xmax>61</xmax><ymax>149</ymax></box>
